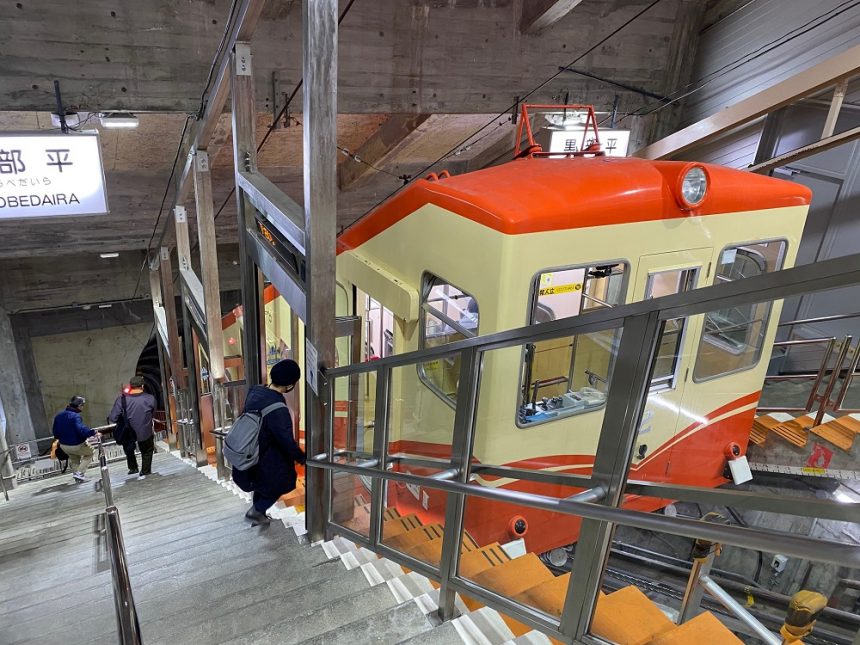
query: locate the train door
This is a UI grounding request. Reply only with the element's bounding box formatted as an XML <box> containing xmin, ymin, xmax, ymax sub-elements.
<box><xmin>631</xmin><ymin>248</ymin><xmax>712</xmax><ymax>477</ymax></box>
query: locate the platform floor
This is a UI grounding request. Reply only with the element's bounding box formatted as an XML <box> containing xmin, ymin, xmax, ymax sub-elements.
<box><xmin>0</xmin><ymin>451</ymin><xmax>339</xmax><ymax>645</ymax></box>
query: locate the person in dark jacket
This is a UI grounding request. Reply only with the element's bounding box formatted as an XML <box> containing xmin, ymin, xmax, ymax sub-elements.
<box><xmin>52</xmin><ymin>395</ymin><xmax>97</xmax><ymax>483</ymax></box>
<box><xmin>109</xmin><ymin>375</ymin><xmax>158</xmax><ymax>479</ymax></box>
<box><xmin>234</xmin><ymin>359</ymin><xmax>306</xmax><ymax>525</ymax></box>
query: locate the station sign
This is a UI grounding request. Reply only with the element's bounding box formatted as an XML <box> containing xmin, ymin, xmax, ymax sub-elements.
<box><xmin>0</xmin><ymin>131</ymin><xmax>108</xmax><ymax>219</ymax></box>
<box><xmin>549</xmin><ymin>128</ymin><xmax>631</xmax><ymax>157</ymax></box>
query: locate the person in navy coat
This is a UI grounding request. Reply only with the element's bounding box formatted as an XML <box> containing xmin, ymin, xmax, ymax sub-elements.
<box><xmin>233</xmin><ymin>359</ymin><xmax>306</xmax><ymax>525</ymax></box>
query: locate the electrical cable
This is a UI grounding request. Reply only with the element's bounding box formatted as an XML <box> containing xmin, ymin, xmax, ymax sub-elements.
<box><xmin>354</xmin><ymin>0</ymin><xmax>665</xmax><ymax>222</ymax></box>
<box><xmin>130</xmin><ymin>115</ymin><xmax>193</xmax><ymax>300</ymax></box>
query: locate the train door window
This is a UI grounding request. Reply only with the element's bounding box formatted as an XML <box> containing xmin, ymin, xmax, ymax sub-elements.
<box><xmin>519</xmin><ymin>262</ymin><xmax>627</xmax><ymax>426</ymax></box>
<box><xmin>646</xmin><ymin>268</ymin><xmax>697</xmax><ymax>391</ymax></box>
<box><xmin>694</xmin><ymin>240</ymin><xmax>787</xmax><ymax>381</ymax></box>
<box><xmin>363</xmin><ymin>294</ymin><xmax>394</xmax><ymax>361</ymax></box>
<box><xmin>419</xmin><ymin>273</ymin><xmax>479</xmax><ymax>404</ymax></box>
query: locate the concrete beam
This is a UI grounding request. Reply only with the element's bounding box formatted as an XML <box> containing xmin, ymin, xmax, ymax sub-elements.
<box><xmin>635</xmin><ymin>43</ymin><xmax>860</xmax><ymax>160</ymax></box>
<box><xmin>338</xmin><ymin>114</ymin><xmax>432</xmax><ymax>190</ymax></box>
<box><xmin>520</xmin><ymin>0</ymin><xmax>585</xmax><ymax>34</ymax></box>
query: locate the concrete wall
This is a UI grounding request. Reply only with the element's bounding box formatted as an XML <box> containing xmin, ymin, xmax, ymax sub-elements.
<box><xmin>32</xmin><ymin>324</ymin><xmax>152</xmax><ymax>430</ymax></box>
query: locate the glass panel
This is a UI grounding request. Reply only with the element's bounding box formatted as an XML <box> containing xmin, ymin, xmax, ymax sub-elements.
<box><xmin>456</xmin><ymin>493</ymin><xmax>582</xmax><ymax>624</ymax></box>
<box><xmin>420</xmin><ymin>274</ymin><xmax>479</xmax><ymax>404</ymax></box>
<box><xmin>389</xmin><ymin>363</ymin><xmax>456</xmax><ymax>462</ymax></box>
<box><xmin>381</xmin><ymin>478</ymin><xmax>450</xmax><ymax>571</ymax></box>
<box><xmin>331</xmin><ymin>463</ymin><xmax>372</xmax><ymax>538</ymax></box>
<box><xmin>694</xmin><ymin>241</ymin><xmax>786</xmax><ymax>381</ymax></box>
<box><xmin>518</xmin><ymin>328</ymin><xmax>621</xmax><ymax>427</ymax></box>
<box><xmin>535</xmin><ymin>263</ymin><xmax>626</xmax><ymax>321</ymax></box>
<box><xmin>362</xmin><ymin>293</ymin><xmax>395</xmax><ymax>361</ymax></box>
<box><xmin>646</xmin><ymin>268</ymin><xmax>697</xmax><ymax>390</ymax></box>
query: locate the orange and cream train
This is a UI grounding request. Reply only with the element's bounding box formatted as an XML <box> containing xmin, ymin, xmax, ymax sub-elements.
<box><xmin>329</xmin><ymin>148</ymin><xmax>811</xmax><ymax>557</ymax></box>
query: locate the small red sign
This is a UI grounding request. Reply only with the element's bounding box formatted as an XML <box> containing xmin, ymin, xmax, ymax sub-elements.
<box><xmin>807</xmin><ymin>443</ymin><xmax>834</xmax><ymax>470</ymax></box>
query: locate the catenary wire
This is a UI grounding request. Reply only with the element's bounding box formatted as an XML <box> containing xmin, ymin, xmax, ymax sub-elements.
<box><xmin>354</xmin><ymin>0</ymin><xmax>665</xmax><ymax>221</ymax></box>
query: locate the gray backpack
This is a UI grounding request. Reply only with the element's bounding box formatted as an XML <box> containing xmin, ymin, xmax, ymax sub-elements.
<box><xmin>223</xmin><ymin>402</ymin><xmax>287</xmax><ymax>471</ymax></box>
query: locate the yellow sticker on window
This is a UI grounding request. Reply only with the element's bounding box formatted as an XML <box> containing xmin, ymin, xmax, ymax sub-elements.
<box><xmin>539</xmin><ymin>283</ymin><xmax>582</xmax><ymax>296</ymax></box>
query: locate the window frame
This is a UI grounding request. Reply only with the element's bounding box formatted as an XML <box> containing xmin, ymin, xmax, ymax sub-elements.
<box><xmin>417</xmin><ymin>271</ymin><xmax>479</xmax><ymax>407</ymax></box>
<box><xmin>645</xmin><ymin>267</ymin><xmax>699</xmax><ymax>393</ymax></box>
<box><xmin>516</xmin><ymin>259</ymin><xmax>629</xmax><ymax>429</ymax></box>
<box><xmin>693</xmin><ymin>238</ymin><xmax>788</xmax><ymax>383</ymax></box>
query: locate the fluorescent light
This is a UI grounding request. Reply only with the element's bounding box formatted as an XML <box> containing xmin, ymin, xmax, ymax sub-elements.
<box><xmin>99</xmin><ymin>252</ymin><xmax>119</xmax><ymax>259</ymax></box>
<box><xmin>99</xmin><ymin>113</ymin><xmax>139</xmax><ymax>129</ymax></box>
<box><xmin>98</xmin><ymin>304</ymin><xmax>112</xmax><ymax>309</ymax></box>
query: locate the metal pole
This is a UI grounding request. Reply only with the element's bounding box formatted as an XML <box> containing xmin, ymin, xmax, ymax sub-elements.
<box><xmin>231</xmin><ymin>43</ymin><xmax>264</xmax><ymax>388</ymax></box>
<box><xmin>302</xmin><ymin>0</ymin><xmax>339</xmax><ymax>544</ymax></box>
<box><xmin>700</xmin><ymin>575</ymin><xmax>781</xmax><ymax>645</ymax></box>
<box><xmin>559</xmin><ymin>312</ymin><xmax>661</xmax><ymax>641</ymax></box>
<box><xmin>105</xmin><ymin>508</ymin><xmax>143</xmax><ymax>645</ymax></box>
<box><xmin>179</xmin><ymin>292</ymin><xmax>205</xmax><ymax>466</ymax></box>
<box><xmin>438</xmin><ymin>347</ymin><xmax>482</xmax><ymax>621</ymax></box>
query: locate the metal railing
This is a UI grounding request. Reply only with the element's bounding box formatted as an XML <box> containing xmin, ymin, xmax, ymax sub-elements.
<box><xmin>761</xmin><ymin>312</ymin><xmax>860</xmax><ymax>423</ymax></box>
<box><xmin>307</xmin><ymin>252</ymin><xmax>860</xmax><ymax>643</ymax></box>
<box><xmin>93</xmin><ymin>425</ymin><xmax>143</xmax><ymax>645</ymax></box>
<box><xmin>0</xmin><ymin>448</ymin><xmax>13</xmax><ymax>502</ymax></box>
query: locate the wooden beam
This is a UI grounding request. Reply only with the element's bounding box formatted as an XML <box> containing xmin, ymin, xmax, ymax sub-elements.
<box><xmin>338</xmin><ymin>114</ymin><xmax>432</xmax><ymax>190</ymax></box>
<box><xmin>521</xmin><ymin>0</ymin><xmax>585</xmax><ymax>34</ymax></box>
<box><xmin>749</xmin><ymin>125</ymin><xmax>860</xmax><ymax>174</ymax></box>
<box><xmin>635</xmin><ymin>43</ymin><xmax>860</xmax><ymax>160</ymax></box>
<box><xmin>193</xmin><ymin>150</ymin><xmax>226</xmax><ymax>383</ymax></box>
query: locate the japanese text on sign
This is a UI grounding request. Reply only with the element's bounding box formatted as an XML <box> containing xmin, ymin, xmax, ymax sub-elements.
<box><xmin>0</xmin><ymin>132</ymin><xmax>108</xmax><ymax>219</ymax></box>
<box><xmin>539</xmin><ymin>283</ymin><xmax>582</xmax><ymax>296</ymax></box>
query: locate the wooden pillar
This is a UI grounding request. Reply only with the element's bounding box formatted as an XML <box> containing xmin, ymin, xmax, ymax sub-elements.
<box><xmin>303</xmin><ymin>0</ymin><xmax>339</xmax><ymax>543</ymax></box>
<box><xmin>231</xmin><ymin>42</ymin><xmax>265</xmax><ymax>387</ymax></box>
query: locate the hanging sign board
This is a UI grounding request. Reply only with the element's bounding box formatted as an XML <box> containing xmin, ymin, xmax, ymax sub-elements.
<box><xmin>549</xmin><ymin>128</ymin><xmax>630</xmax><ymax>157</ymax></box>
<box><xmin>0</xmin><ymin>131</ymin><xmax>108</xmax><ymax>219</ymax></box>
<box><xmin>15</xmin><ymin>443</ymin><xmax>31</xmax><ymax>460</ymax></box>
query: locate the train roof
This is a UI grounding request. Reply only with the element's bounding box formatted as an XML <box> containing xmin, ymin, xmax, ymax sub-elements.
<box><xmin>338</xmin><ymin>157</ymin><xmax>812</xmax><ymax>253</ymax></box>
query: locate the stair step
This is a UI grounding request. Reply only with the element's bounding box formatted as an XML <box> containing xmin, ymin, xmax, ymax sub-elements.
<box><xmin>453</xmin><ymin>606</ymin><xmax>516</xmax><ymax>645</ymax></box>
<box><xmin>386</xmin><ymin>571</ymin><xmax>436</xmax><ymax>603</ymax></box>
<box><xmin>459</xmin><ymin>543</ymin><xmax>513</xmax><ymax>579</ymax></box>
<box><xmin>513</xmin><ymin>572</ymin><xmax>573</xmax><ymax>617</ymax></box>
<box><xmin>647</xmin><ymin>611</ymin><xmax>743</xmax><ymax>644</ymax></box>
<box><xmin>219</xmin><ymin>581</ymin><xmax>405</xmax><ymax>645</ymax></box>
<box><xmin>396</xmin><ymin>620</ymin><xmax>464</xmax><ymax>645</ymax></box>
<box><xmin>383</xmin><ymin>513</ymin><xmax>424</xmax><ymax>539</ymax></box>
<box><xmin>303</xmin><ymin>600</ymin><xmax>434</xmax><ymax>645</ymax></box>
<box><xmin>472</xmin><ymin>553</ymin><xmax>554</xmax><ymax>598</ymax></box>
<box><xmin>504</xmin><ymin>631</ymin><xmax>555</xmax><ymax>644</ymax></box>
<box><xmin>385</xmin><ymin>523</ymin><xmax>444</xmax><ymax>551</ymax></box>
<box><xmin>362</xmin><ymin>558</ymin><xmax>408</xmax><ymax>585</ymax></box>
<box><xmin>591</xmin><ymin>586</ymin><xmax>675</xmax><ymax>645</ymax></box>
<box><xmin>810</xmin><ymin>415</ymin><xmax>860</xmax><ymax>451</ymax></box>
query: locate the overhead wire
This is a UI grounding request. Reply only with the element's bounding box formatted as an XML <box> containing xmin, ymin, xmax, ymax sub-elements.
<box><xmin>355</xmin><ymin>0</ymin><xmax>666</xmax><ymax>221</ymax></box>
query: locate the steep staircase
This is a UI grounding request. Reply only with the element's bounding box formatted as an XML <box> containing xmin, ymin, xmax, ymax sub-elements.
<box><xmin>0</xmin><ymin>445</ymin><xmax>748</xmax><ymax>644</ymax></box>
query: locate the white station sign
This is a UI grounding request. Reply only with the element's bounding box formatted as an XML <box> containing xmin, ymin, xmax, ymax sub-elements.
<box><xmin>0</xmin><ymin>131</ymin><xmax>108</xmax><ymax>219</ymax></box>
<box><xmin>549</xmin><ymin>128</ymin><xmax>631</xmax><ymax>157</ymax></box>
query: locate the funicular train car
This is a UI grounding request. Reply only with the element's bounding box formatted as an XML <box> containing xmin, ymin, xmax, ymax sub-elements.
<box><xmin>312</xmin><ymin>106</ymin><xmax>812</xmax><ymax>559</ymax></box>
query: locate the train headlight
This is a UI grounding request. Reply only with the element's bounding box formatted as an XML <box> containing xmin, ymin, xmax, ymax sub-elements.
<box><xmin>678</xmin><ymin>165</ymin><xmax>708</xmax><ymax>209</ymax></box>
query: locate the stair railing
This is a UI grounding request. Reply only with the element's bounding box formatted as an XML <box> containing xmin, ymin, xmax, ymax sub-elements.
<box><xmin>308</xmin><ymin>252</ymin><xmax>860</xmax><ymax>644</ymax></box>
<box><xmin>93</xmin><ymin>425</ymin><xmax>143</xmax><ymax>645</ymax></box>
<box><xmin>0</xmin><ymin>448</ymin><xmax>12</xmax><ymax>502</ymax></box>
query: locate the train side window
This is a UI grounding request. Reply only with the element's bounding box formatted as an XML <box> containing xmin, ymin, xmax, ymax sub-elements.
<box><xmin>646</xmin><ymin>268</ymin><xmax>698</xmax><ymax>391</ymax></box>
<box><xmin>419</xmin><ymin>273</ymin><xmax>479</xmax><ymax>404</ymax></box>
<box><xmin>363</xmin><ymin>293</ymin><xmax>395</xmax><ymax>360</ymax></box>
<box><xmin>518</xmin><ymin>262</ymin><xmax>627</xmax><ymax>426</ymax></box>
<box><xmin>693</xmin><ymin>240</ymin><xmax>787</xmax><ymax>381</ymax></box>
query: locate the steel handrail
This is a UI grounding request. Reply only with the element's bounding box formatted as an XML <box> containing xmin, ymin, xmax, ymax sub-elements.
<box><xmin>95</xmin><ymin>432</ymin><xmax>143</xmax><ymax>645</ymax></box>
<box><xmin>305</xmin><ymin>458</ymin><xmax>859</xmax><ymax>568</ymax></box>
<box><xmin>326</xmin><ymin>252</ymin><xmax>860</xmax><ymax>379</ymax></box>
<box><xmin>699</xmin><ymin>576</ymin><xmax>781</xmax><ymax>645</ymax></box>
<box><xmin>0</xmin><ymin>448</ymin><xmax>13</xmax><ymax>502</ymax></box>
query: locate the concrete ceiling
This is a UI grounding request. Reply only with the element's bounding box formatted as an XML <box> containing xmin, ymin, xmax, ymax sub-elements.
<box><xmin>0</xmin><ymin>0</ymin><xmax>706</xmax><ymax>314</ymax></box>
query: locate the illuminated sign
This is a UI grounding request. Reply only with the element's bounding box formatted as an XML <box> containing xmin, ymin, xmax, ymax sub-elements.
<box><xmin>0</xmin><ymin>131</ymin><xmax>108</xmax><ymax>219</ymax></box>
<box><xmin>549</xmin><ymin>128</ymin><xmax>631</xmax><ymax>157</ymax></box>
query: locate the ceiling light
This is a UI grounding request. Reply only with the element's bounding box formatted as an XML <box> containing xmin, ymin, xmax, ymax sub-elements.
<box><xmin>100</xmin><ymin>252</ymin><xmax>119</xmax><ymax>259</ymax></box>
<box><xmin>99</xmin><ymin>113</ymin><xmax>139</xmax><ymax>129</ymax></box>
<box><xmin>98</xmin><ymin>304</ymin><xmax>113</xmax><ymax>309</ymax></box>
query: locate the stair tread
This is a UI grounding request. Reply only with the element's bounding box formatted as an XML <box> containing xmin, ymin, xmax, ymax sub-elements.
<box><xmin>591</xmin><ymin>586</ymin><xmax>675</xmax><ymax>645</ymax></box>
<box><xmin>472</xmin><ymin>553</ymin><xmax>554</xmax><ymax>598</ymax></box>
<box><xmin>647</xmin><ymin>611</ymin><xmax>743</xmax><ymax>644</ymax></box>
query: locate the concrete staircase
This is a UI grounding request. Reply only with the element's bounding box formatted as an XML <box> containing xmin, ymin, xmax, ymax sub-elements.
<box><xmin>0</xmin><ymin>449</ymin><xmax>437</xmax><ymax>644</ymax></box>
<box><xmin>0</xmin><ymin>445</ymin><xmax>746</xmax><ymax>644</ymax></box>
